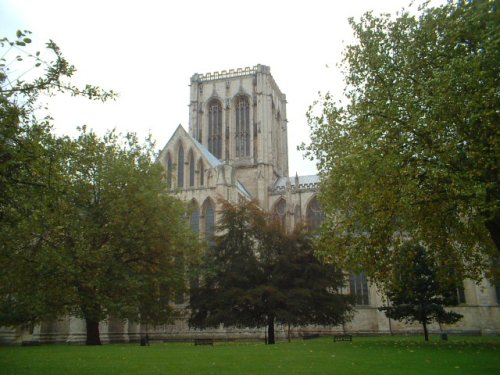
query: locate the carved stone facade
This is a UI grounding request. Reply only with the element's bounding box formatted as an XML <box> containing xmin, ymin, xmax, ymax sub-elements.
<box><xmin>2</xmin><ymin>65</ymin><xmax>498</xmax><ymax>344</ymax></box>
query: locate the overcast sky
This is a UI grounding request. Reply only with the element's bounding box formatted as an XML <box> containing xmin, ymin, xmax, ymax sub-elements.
<box><xmin>1</xmin><ymin>0</ymin><xmax>444</xmax><ymax>176</ymax></box>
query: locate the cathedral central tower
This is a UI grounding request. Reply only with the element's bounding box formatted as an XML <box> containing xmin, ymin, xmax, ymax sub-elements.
<box><xmin>188</xmin><ymin>65</ymin><xmax>288</xmax><ymax>201</ymax></box>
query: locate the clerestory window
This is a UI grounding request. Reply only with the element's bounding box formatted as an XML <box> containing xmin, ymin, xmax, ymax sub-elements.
<box><xmin>188</xmin><ymin>150</ymin><xmax>195</xmax><ymax>187</ymax></box>
<box><xmin>177</xmin><ymin>144</ymin><xmax>184</xmax><ymax>188</ymax></box>
<box><xmin>208</xmin><ymin>99</ymin><xmax>223</xmax><ymax>159</ymax></box>
<box><xmin>235</xmin><ymin>96</ymin><xmax>250</xmax><ymax>157</ymax></box>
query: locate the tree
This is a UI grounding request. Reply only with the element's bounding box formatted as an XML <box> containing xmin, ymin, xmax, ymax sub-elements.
<box><xmin>0</xmin><ymin>31</ymin><xmax>116</xmax><ymax>330</ymax></box>
<box><xmin>188</xmin><ymin>200</ymin><xmax>352</xmax><ymax>344</ymax></box>
<box><xmin>1</xmin><ymin>126</ymin><xmax>198</xmax><ymax>345</ymax></box>
<box><xmin>380</xmin><ymin>243</ymin><xmax>463</xmax><ymax>341</ymax></box>
<box><xmin>0</xmin><ymin>32</ymin><xmax>199</xmax><ymax>344</ymax></box>
<box><xmin>262</xmin><ymin>222</ymin><xmax>354</xmax><ymax>342</ymax></box>
<box><xmin>301</xmin><ymin>1</ymin><xmax>499</xmax><ymax>289</ymax></box>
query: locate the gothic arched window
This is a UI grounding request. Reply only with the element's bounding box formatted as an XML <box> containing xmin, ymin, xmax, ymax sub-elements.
<box><xmin>190</xmin><ymin>202</ymin><xmax>200</xmax><ymax>234</ymax></box>
<box><xmin>306</xmin><ymin>196</ymin><xmax>325</xmax><ymax>231</ymax></box>
<box><xmin>166</xmin><ymin>153</ymin><xmax>173</xmax><ymax>188</ymax></box>
<box><xmin>208</xmin><ymin>99</ymin><xmax>222</xmax><ymax>159</ymax></box>
<box><xmin>203</xmin><ymin>199</ymin><xmax>215</xmax><ymax>247</ymax></box>
<box><xmin>235</xmin><ymin>96</ymin><xmax>250</xmax><ymax>157</ymax></box>
<box><xmin>349</xmin><ymin>272</ymin><xmax>370</xmax><ymax>305</ymax></box>
<box><xmin>177</xmin><ymin>144</ymin><xmax>184</xmax><ymax>188</ymax></box>
<box><xmin>273</xmin><ymin>198</ymin><xmax>286</xmax><ymax>228</ymax></box>
<box><xmin>198</xmin><ymin>159</ymin><xmax>204</xmax><ymax>186</ymax></box>
<box><xmin>188</xmin><ymin>150</ymin><xmax>195</xmax><ymax>187</ymax></box>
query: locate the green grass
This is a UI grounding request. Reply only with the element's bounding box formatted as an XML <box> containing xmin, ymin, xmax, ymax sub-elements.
<box><xmin>1</xmin><ymin>335</ymin><xmax>499</xmax><ymax>375</ymax></box>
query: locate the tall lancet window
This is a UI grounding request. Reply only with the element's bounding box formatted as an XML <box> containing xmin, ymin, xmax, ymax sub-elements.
<box><xmin>208</xmin><ymin>99</ymin><xmax>222</xmax><ymax>159</ymax></box>
<box><xmin>203</xmin><ymin>199</ymin><xmax>215</xmax><ymax>247</ymax></box>
<box><xmin>190</xmin><ymin>202</ymin><xmax>200</xmax><ymax>234</ymax></box>
<box><xmin>188</xmin><ymin>150</ymin><xmax>195</xmax><ymax>187</ymax></box>
<box><xmin>198</xmin><ymin>159</ymin><xmax>204</xmax><ymax>186</ymax></box>
<box><xmin>235</xmin><ymin>96</ymin><xmax>250</xmax><ymax>157</ymax></box>
<box><xmin>177</xmin><ymin>144</ymin><xmax>184</xmax><ymax>188</ymax></box>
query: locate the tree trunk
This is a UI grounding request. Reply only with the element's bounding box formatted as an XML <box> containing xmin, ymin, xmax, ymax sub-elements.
<box><xmin>85</xmin><ymin>318</ymin><xmax>102</xmax><ymax>345</ymax></box>
<box><xmin>267</xmin><ymin>315</ymin><xmax>275</xmax><ymax>345</ymax></box>
<box><xmin>485</xmin><ymin>216</ymin><xmax>500</xmax><ymax>253</ymax></box>
<box><xmin>422</xmin><ymin>320</ymin><xmax>429</xmax><ymax>342</ymax></box>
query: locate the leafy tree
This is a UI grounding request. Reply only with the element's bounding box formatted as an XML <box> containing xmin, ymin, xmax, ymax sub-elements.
<box><xmin>0</xmin><ymin>32</ymin><xmax>199</xmax><ymax>344</ymax></box>
<box><xmin>380</xmin><ymin>243</ymin><xmax>463</xmax><ymax>341</ymax></box>
<box><xmin>188</xmin><ymin>200</ymin><xmax>352</xmax><ymax>344</ymax></box>
<box><xmin>301</xmin><ymin>1</ymin><xmax>499</xmax><ymax>289</ymax></box>
<box><xmin>1</xmin><ymin>31</ymin><xmax>117</xmax><ymax>331</ymax></box>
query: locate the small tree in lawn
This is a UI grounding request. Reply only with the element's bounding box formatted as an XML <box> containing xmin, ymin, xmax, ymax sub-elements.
<box><xmin>379</xmin><ymin>243</ymin><xmax>463</xmax><ymax>341</ymax></box>
<box><xmin>189</xmin><ymin>200</ymin><xmax>352</xmax><ymax>344</ymax></box>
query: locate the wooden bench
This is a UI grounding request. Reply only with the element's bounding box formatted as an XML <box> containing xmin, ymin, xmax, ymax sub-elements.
<box><xmin>334</xmin><ymin>335</ymin><xmax>352</xmax><ymax>342</ymax></box>
<box><xmin>194</xmin><ymin>338</ymin><xmax>214</xmax><ymax>346</ymax></box>
<box><xmin>303</xmin><ymin>334</ymin><xmax>320</xmax><ymax>340</ymax></box>
<box><xmin>21</xmin><ymin>340</ymin><xmax>40</xmax><ymax>346</ymax></box>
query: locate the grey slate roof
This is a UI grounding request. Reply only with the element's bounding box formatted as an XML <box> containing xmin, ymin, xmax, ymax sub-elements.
<box><xmin>190</xmin><ymin>136</ymin><xmax>222</xmax><ymax>169</ymax></box>
<box><xmin>163</xmin><ymin>125</ymin><xmax>251</xmax><ymax>199</ymax></box>
<box><xmin>236</xmin><ymin>181</ymin><xmax>252</xmax><ymax>199</ymax></box>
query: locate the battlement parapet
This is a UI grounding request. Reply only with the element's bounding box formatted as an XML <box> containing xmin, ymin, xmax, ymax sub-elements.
<box><xmin>192</xmin><ymin>65</ymin><xmax>271</xmax><ymax>83</ymax></box>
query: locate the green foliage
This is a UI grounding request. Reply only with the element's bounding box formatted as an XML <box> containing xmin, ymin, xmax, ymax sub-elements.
<box><xmin>1</xmin><ymin>31</ymin><xmax>117</xmax><ymax>328</ymax></box>
<box><xmin>189</xmin><ymin>200</ymin><xmax>352</xmax><ymax>344</ymax></box>
<box><xmin>0</xmin><ymin>32</ymin><xmax>199</xmax><ymax>344</ymax></box>
<box><xmin>379</xmin><ymin>243</ymin><xmax>463</xmax><ymax>341</ymax></box>
<box><xmin>0</xmin><ymin>30</ymin><xmax>117</xmax><ymax>102</ymax></box>
<box><xmin>301</xmin><ymin>1</ymin><xmax>500</xmax><ymax>288</ymax></box>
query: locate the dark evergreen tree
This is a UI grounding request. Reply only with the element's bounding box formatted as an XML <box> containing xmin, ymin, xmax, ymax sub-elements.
<box><xmin>189</xmin><ymin>200</ymin><xmax>352</xmax><ymax>344</ymax></box>
<box><xmin>379</xmin><ymin>243</ymin><xmax>463</xmax><ymax>341</ymax></box>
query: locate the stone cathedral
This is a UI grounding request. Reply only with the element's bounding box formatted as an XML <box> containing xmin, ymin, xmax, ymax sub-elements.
<box><xmin>2</xmin><ymin>65</ymin><xmax>498</xmax><ymax>344</ymax></box>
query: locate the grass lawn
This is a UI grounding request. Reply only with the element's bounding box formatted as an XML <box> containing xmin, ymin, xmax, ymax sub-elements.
<box><xmin>1</xmin><ymin>335</ymin><xmax>499</xmax><ymax>375</ymax></box>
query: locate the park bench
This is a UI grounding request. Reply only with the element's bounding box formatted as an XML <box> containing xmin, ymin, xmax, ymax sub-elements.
<box><xmin>303</xmin><ymin>334</ymin><xmax>320</xmax><ymax>340</ymax></box>
<box><xmin>21</xmin><ymin>340</ymin><xmax>40</xmax><ymax>346</ymax></box>
<box><xmin>194</xmin><ymin>338</ymin><xmax>214</xmax><ymax>346</ymax></box>
<box><xmin>333</xmin><ymin>335</ymin><xmax>352</xmax><ymax>342</ymax></box>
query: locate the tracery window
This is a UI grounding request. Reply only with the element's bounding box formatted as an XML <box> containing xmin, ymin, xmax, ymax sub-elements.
<box><xmin>350</xmin><ymin>272</ymin><xmax>370</xmax><ymax>305</ymax></box>
<box><xmin>235</xmin><ymin>96</ymin><xmax>250</xmax><ymax>157</ymax></box>
<box><xmin>273</xmin><ymin>199</ymin><xmax>286</xmax><ymax>228</ymax></box>
<box><xmin>188</xmin><ymin>150</ymin><xmax>195</xmax><ymax>187</ymax></box>
<box><xmin>208</xmin><ymin>99</ymin><xmax>222</xmax><ymax>159</ymax></box>
<box><xmin>177</xmin><ymin>144</ymin><xmax>184</xmax><ymax>188</ymax></box>
<box><xmin>306</xmin><ymin>196</ymin><xmax>325</xmax><ymax>231</ymax></box>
